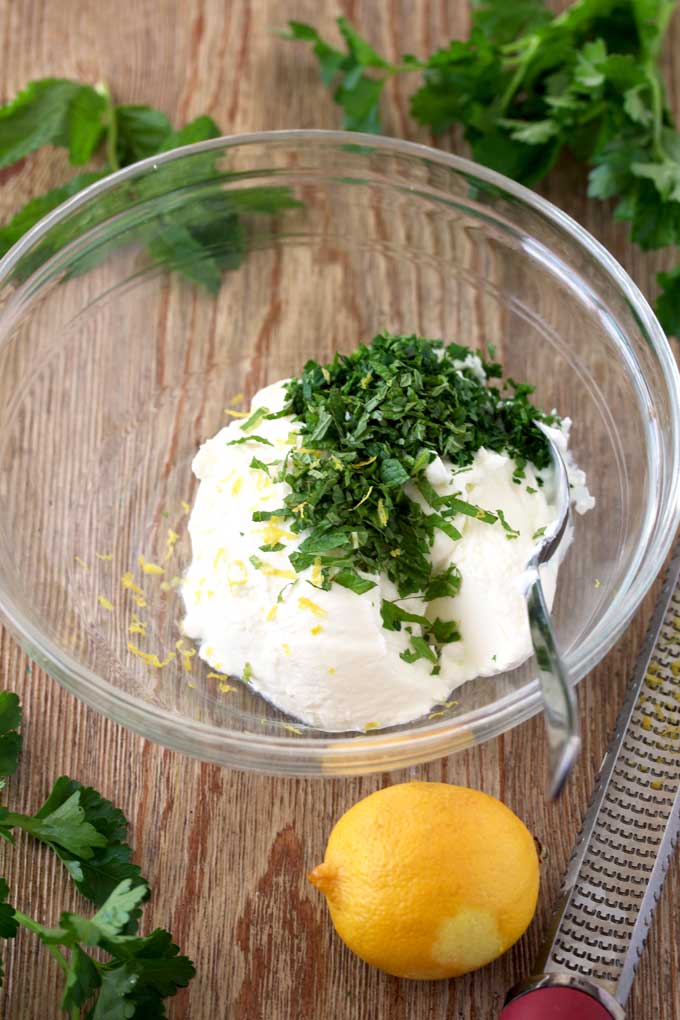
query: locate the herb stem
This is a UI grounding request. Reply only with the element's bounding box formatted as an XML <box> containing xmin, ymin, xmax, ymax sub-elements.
<box><xmin>498</xmin><ymin>35</ymin><xmax>539</xmax><ymax>115</ymax></box>
<box><xmin>648</xmin><ymin>70</ymin><xmax>666</xmax><ymax>162</ymax></box>
<box><xmin>14</xmin><ymin>910</ymin><xmax>70</xmax><ymax>974</ymax></box>
<box><xmin>96</xmin><ymin>80</ymin><xmax>119</xmax><ymax>172</ymax></box>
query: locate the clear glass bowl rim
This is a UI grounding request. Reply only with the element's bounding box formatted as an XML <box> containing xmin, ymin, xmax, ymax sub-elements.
<box><xmin>0</xmin><ymin>128</ymin><xmax>679</xmax><ymax>774</ymax></box>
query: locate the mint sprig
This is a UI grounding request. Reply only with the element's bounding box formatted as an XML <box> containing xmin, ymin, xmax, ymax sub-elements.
<box><xmin>0</xmin><ymin>79</ymin><xmax>301</xmax><ymax>290</ymax></box>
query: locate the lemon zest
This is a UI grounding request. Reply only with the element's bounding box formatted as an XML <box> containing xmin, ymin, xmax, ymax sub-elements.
<box><xmin>74</xmin><ymin>556</ymin><xmax>89</xmax><ymax>571</ymax></box>
<box><xmin>282</xmin><ymin>723</ymin><xmax>302</xmax><ymax>734</ymax></box>
<box><xmin>181</xmin><ymin>501</ymin><xmax>191</xmax><ymax>514</ymax></box>
<box><xmin>164</xmin><ymin>529</ymin><xmax>180</xmax><ymax>562</ymax></box>
<box><xmin>95</xmin><ymin>552</ymin><xmax>113</xmax><ymax>561</ymax></box>
<box><xmin>224</xmin><ymin>408</ymin><xmax>249</xmax><ymax>418</ymax></box>
<box><xmin>310</xmin><ymin>624</ymin><xmax>323</xmax><ymax>635</ymax></box>
<box><xmin>282</xmin><ymin>643</ymin><xmax>291</xmax><ymax>656</ymax></box>
<box><xmin>122</xmin><ymin>572</ymin><xmax>144</xmax><ymax>595</ymax></box>
<box><xmin>128</xmin><ymin>613</ymin><xmax>147</xmax><ymax>636</ymax></box>
<box><xmin>139</xmin><ymin>555</ymin><xmax>164</xmax><ymax>575</ymax></box>
<box><xmin>98</xmin><ymin>596</ymin><xmax>114</xmax><ymax>611</ymax></box>
<box><xmin>231</xmin><ymin>477</ymin><xmax>243</xmax><ymax>496</ymax></box>
<box><xmin>219</xmin><ymin>683</ymin><xmax>236</xmax><ymax>693</ymax></box>
<box><xmin>377</xmin><ymin>498</ymin><xmax>389</xmax><ymax>527</ymax></box>
<box><xmin>128</xmin><ymin>643</ymin><xmax>175</xmax><ymax>669</ymax></box>
<box><xmin>311</xmin><ymin>558</ymin><xmax>323</xmax><ymax>585</ymax></box>
<box><xmin>298</xmin><ymin>596</ymin><xmax>327</xmax><ymax>618</ymax></box>
<box><xmin>364</xmin><ymin>722</ymin><xmax>379</xmax><ymax>731</ymax></box>
<box><xmin>133</xmin><ymin>594</ymin><xmax>147</xmax><ymax>608</ymax></box>
<box><xmin>229</xmin><ymin>392</ymin><xmax>245</xmax><ymax>406</ymax></box>
<box><xmin>328</xmin><ymin>667</ymin><xmax>336</xmax><ymax>675</ymax></box>
<box><xmin>266</xmin><ymin>605</ymin><xmax>278</xmax><ymax>622</ymax></box>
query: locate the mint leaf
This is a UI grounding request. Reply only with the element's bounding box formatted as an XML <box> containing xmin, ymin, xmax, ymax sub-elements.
<box><xmin>0</xmin><ymin>172</ymin><xmax>106</xmax><ymax>259</ymax></box>
<box><xmin>0</xmin><ymin>692</ymin><xmax>22</xmax><ymax>781</ymax></box>
<box><xmin>146</xmin><ymin>221</ymin><xmax>224</xmax><ymax>293</ymax></box>
<box><xmin>159</xmin><ymin>113</ymin><xmax>221</xmax><ymax>150</ymax></box>
<box><xmin>0</xmin><ymin>78</ymin><xmax>104</xmax><ymax>169</ymax></box>
<box><xmin>114</xmin><ymin>105</ymin><xmax>172</xmax><ymax>164</ymax></box>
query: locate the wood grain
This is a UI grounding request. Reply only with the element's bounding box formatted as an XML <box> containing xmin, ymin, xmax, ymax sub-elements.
<box><xmin>0</xmin><ymin>1</ymin><xmax>679</xmax><ymax>1018</ymax></box>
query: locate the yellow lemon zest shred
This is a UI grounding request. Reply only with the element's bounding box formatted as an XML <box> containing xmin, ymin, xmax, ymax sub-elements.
<box><xmin>231</xmin><ymin>477</ymin><xmax>243</xmax><ymax>496</ymax></box>
<box><xmin>139</xmin><ymin>555</ymin><xmax>164</xmax><ymax>575</ymax></box>
<box><xmin>310</xmin><ymin>625</ymin><xmax>323</xmax><ymax>635</ymax></box>
<box><xmin>282</xmin><ymin>643</ymin><xmax>291</xmax><ymax>656</ymax></box>
<box><xmin>163</xmin><ymin>529</ymin><xmax>180</xmax><ymax>562</ymax></box>
<box><xmin>229</xmin><ymin>392</ymin><xmax>245</xmax><ymax>406</ymax></box>
<box><xmin>95</xmin><ymin>552</ymin><xmax>113</xmax><ymax>561</ymax></box>
<box><xmin>133</xmin><ymin>594</ymin><xmax>147</xmax><ymax>608</ymax></box>
<box><xmin>266</xmin><ymin>605</ymin><xmax>278</xmax><ymax>622</ymax></box>
<box><xmin>122</xmin><ymin>572</ymin><xmax>144</xmax><ymax>595</ymax></box>
<box><xmin>128</xmin><ymin>642</ymin><xmax>175</xmax><ymax>669</ymax></box>
<box><xmin>98</xmin><ymin>596</ymin><xmax>114</xmax><ymax>611</ymax></box>
<box><xmin>128</xmin><ymin>613</ymin><xmax>147</xmax><ymax>636</ymax></box>
<box><xmin>74</xmin><ymin>556</ymin><xmax>89</xmax><ymax>571</ymax></box>
<box><xmin>298</xmin><ymin>597</ymin><xmax>327</xmax><ymax>618</ymax></box>
<box><xmin>181</xmin><ymin>501</ymin><xmax>191</xmax><ymax>514</ymax></box>
<box><xmin>224</xmin><ymin>408</ymin><xmax>249</xmax><ymax>418</ymax></box>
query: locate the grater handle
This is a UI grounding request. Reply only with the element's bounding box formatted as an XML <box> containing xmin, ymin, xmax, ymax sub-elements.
<box><xmin>499</xmin><ymin>986</ymin><xmax>621</xmax><ymax>1019</ymax></box>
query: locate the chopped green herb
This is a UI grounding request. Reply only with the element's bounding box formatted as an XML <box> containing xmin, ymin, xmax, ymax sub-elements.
<box><xmin>249</xmin><ymin>555</ymin><xmax>264</xmax><ymax>570</ymax></box>
<box><xmin>526</xmin><ymin>486</ymin><xmax>537</xmax><ymax>494</ymax></box>
<box><xmin>532</xmin><ymin>526</ymin><xmax>547</xmax><ymax>541</ymax></box>
<box><xmin>240</xmin><ymin>406</ymin><xmax>270</xmax><ymax>433</ymax></box>
<box><xmin>332</xmin><ymin>568</ymin><xmax>377</xmax><ymax>594</ymax></box>
<box><xmin>496</xmin><ymin>508</ymin><xmax>520</xmax><ymax>539</ymax></box>
<box><xmin>259</xmin><ymin>542</ymin><xmax>285</xmax><ymax>553</ymax></box>
<box><xmin>242</xmin><ymin>662</ymin><xmax>254</xmax><ymax>682</ymax></box>
<box><xmin>227</xmin><ymin>434</ymin><xmax>274</xmax><ymax>447</ymax></box>
<box><xmin>249</xmin><ymin>456</ymin><xmax>272</xmax><ymax>475</ymax></box>
<box><xmin>260</xmin><ymin>332</ymin><xmax>556</xmax><ymax>666</ymax></box>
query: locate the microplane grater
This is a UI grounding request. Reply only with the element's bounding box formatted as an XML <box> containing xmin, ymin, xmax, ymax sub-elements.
<box><xmin>500</xmin><ymin>537</ymin><xmax>680</xmax><ymax>1020</ymax></box>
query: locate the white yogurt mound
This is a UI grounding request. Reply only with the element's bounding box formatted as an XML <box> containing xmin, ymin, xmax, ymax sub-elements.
<box><xmin>181</xmin><ymin>379</ymin><xmax>593</xmax><ymax>731</ymax></box>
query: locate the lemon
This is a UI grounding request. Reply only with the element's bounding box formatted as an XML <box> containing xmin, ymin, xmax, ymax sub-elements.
<box><xmin>309</xmin><ymin>781</ymin><xmax>539</xmax><ymax>979</ymax></box>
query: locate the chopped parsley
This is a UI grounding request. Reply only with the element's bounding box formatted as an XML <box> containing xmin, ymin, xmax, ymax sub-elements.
<box><xmin>249</xmin><ymin>332</ymin><xmax>556</xmax><ymax>669</ymax></box>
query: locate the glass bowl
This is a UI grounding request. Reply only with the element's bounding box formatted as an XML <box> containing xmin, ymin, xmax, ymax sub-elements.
<box><xmin>0</xmin><ymin>130</ymin><xmax>678</xmax><ymax>775</ymax></box>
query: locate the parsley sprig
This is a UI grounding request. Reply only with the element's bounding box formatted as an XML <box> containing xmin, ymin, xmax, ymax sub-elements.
<box><xmin>0</xmin><ymin>79</ymin><xmax>300</xmax><ymax>288</ymax></box>
<box><xmin>283</xmin><ymin>0</ymin><xmax>680</xmax><ymax>336</ymax></box>
<box><xmin>0</xmin><ymin>691</ymin><xmax>194</xmax><ymax>1016</ymax></box>
<box><xmin>251</xmin><ymin>332</ymin><xmax>554</xmax><ymax>668</ymax></box>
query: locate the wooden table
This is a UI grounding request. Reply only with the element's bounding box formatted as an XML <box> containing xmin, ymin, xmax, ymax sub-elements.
<box><xmin>1</xmin><ymin>2</ymin><xmax>679</xmax><ymax>1017</ymax></box>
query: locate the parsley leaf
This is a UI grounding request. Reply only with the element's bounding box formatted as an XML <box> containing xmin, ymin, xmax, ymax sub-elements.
<box><xmin>282</xmin><ymin>1</ymin><xmax>680</xmax><ymax>335</ymax></box>
<box><xmin>0</xmin><ymin>694</ymin><xmax>194</xmax><ymax>1013</ymax></box>
<box><xmin>0</xmin><ymin>692</ymin><xmax>22</xmax><ymax>785</ymax></box>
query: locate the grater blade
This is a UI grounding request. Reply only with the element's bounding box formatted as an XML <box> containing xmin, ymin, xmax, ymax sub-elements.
<box><xmin>531</xmin><ymin>536</ymin><xmax>680</xmax><ymax>1007</ymax></box>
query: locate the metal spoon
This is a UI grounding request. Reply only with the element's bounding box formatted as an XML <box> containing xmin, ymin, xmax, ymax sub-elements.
<box><xmin>524</xmin><ymin>421</ymin><xmax>580</xmax><ymax>799</ymax></box>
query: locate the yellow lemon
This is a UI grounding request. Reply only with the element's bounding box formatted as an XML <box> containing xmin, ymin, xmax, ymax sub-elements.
<box><xmin>308</xmin><ymin>781</ymin><xmax>539</xmax><ymax>979</ymax></box>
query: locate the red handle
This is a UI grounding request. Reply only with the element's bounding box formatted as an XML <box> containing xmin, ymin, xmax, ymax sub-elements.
<box><xmin>500</xmin><ymin>987</ymin><xmax>618</xmax><ymax>1020</ymax></box>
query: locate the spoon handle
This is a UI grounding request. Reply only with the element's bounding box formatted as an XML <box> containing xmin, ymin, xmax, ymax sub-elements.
<box><xmin>526</xmin><ymin>567</ymin><xmax>581</xmax><ymax>798</ymax></box>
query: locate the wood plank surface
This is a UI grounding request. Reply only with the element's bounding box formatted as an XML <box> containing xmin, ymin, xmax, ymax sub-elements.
<box><xmin>0</xmin><ymin>1</ymin><xmax>679</xmax><ymax>1018</ymax></box>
